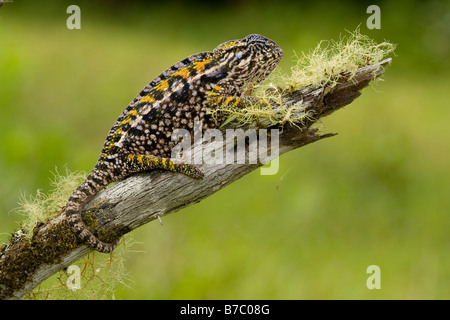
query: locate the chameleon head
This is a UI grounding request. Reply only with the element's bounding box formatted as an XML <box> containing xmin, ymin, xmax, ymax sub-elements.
<box><xmin>213</xmin><ymin>34</ymin><xmax>283</xmax><ymax>84</ymax></box>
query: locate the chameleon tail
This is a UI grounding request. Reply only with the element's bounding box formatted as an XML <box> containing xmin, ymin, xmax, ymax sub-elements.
<box><xmin>65</xmin><ymin>169</ymin><xmax>119</xmax><ymax>253</ymax></box>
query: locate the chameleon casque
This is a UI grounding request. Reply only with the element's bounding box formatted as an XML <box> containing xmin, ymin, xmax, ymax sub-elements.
<box><xmin>65</xmin><ymin>34</ymin><xmax>283</xmax><ymax>253</ymax></box>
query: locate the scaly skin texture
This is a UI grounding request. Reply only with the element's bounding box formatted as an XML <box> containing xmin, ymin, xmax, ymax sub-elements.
<box><xmin>65</xmin><ymin>34</ymin><xmax>283</xmax><ymax>253</ymax></box>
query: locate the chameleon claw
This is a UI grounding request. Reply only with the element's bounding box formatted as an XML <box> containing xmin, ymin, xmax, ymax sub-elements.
<box><xmin>178</xmin><ymin>163</ymin><xmax>204</xmax><ymax>179</ymax></box>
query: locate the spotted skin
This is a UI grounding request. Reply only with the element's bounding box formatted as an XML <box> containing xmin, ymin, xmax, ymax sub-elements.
<box><xmin>66</xmin><ymin>34</ymin><xmax>283</xmax><ymax>253</ymax></box>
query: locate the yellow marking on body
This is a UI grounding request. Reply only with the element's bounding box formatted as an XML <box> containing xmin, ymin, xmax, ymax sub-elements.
<box><xmin>174</xmin><ymin>67</ymin><xmax>189</xmax><ymax>78</ymax></box>
<box><xmin>105</xmin><ymin>128</ymin><xmax>123</xmax><ymax>150</ymax></box>
<box><xmin>224</xmin><ymin>97</ymin><xmax>234</xmax><ymax>105</ymax></box>
<box><xmin>222</xmin><ymin>41</ymin><xmax>236</xmax><ymax>49</ymax></box>
<box><xmin>139</xmin><ymin>95</ymin><xmax>156</xmax><ymax>104</ymax></box>
<box><xmin>121</xmin><ymin>117</ymin><xmax>132</xmax><ymax>125</ymax></box>
<box><xmin>193</xmin><ymin>58</ymin><xmax>212</xmax><ymax>73</ymax></box>
<box><xmin>156</xmin><ymin>80</ymin><xmax>169</xmax><ymax>92</ymax></box>
<box><xmin>119</xmin><ymin>108</ymin><xmax>139</xmax><ymax>130</ymax></box>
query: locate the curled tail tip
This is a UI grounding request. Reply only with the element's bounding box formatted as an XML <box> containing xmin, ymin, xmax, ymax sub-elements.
<box><xmin>92</xmin><ymin>238</ymin><xmax>120</xmax><ymax>253</ymax></box>
<box><xmin>66</xmin><ymin>210</ymin><xmax>120</xmax><ymax>253</ymax></box>
<box><xmin>65</xmin><ymin>171</ymin><xmax>120</xmax><ymax>253</ymax></box>
<box><xmin>66</xmin><ymin>198</ymin><xmax>120</xmax><ymax>253</ymax></box>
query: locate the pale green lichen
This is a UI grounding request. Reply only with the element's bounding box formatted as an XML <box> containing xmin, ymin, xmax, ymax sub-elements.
<box><xmin>6</xmin><ymin>167</ymin><xmax>132</xmax><ymax>300</ymax></box>
<box><xmin>25</xmin><ymin>237</ymin><xmax>135</xmax><ymax>300</ymax></box>
<box><xmin>16</xmin><ymin>168</ymin><xmax>85</xmax><ymax>239</ymax></box>
<box><xmin>285</xmin><ymin>29</ymin><xmax>396</xmax><ymax>89</ymax></box>
<box><xmin>207</xmin><ymin>29</ymin><xmax>396</xmax><ymax>127</ymax></box>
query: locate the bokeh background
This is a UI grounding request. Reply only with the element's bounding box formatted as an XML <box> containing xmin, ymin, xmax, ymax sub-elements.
<box><xmin>1</xmin><ymin>0</ymin><xmax>449</xmax><ymax>299</ymax></box>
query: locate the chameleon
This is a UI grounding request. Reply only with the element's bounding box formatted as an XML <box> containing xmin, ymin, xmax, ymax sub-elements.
<box><xmin>65</xmin><ymin>34</ymin><xmax>283</xmax><ymax>253</ymax></box>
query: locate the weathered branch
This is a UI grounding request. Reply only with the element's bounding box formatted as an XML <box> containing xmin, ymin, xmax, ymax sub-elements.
<box><xmin>0</xmin><ymin>58</ymin><xmax>391</xmax><ymax>300</ymax></box>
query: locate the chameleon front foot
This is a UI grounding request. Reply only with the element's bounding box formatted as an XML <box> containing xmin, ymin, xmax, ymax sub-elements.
<box><xmin>126</xmin><ymin>154</ymin><xmax>204</xmax><ymax>179</ymax></box>
<box><xmin>175</xmin><ymin>163</ymin><xmax>204</xmax><ymax>179</ymax></box>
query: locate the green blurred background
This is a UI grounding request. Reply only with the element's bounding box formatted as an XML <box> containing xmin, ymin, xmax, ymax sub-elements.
<box><xmin>1</xmin><ymin>0</ymin><xmax>449</xmax><ymax>299</ymax></box>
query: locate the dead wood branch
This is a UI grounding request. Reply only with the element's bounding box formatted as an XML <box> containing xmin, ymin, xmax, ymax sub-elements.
<box><xmin>0</xmin><ymin>58</ymin><xmax>391</xmax><ymax>300</ymax></box>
